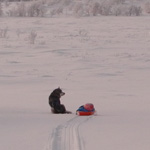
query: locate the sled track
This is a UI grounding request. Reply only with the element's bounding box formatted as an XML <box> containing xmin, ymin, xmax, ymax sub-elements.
<box><xmin>46</xmin><ymin>116</ymin><xmax>92</xmax><ymax>150</ymax></box>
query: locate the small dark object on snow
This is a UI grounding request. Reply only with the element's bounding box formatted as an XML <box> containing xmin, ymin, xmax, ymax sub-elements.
<box><xmin>49</xmin><ymin>87</ymin><xmax>71</xmax><ymax>114</ymax></box>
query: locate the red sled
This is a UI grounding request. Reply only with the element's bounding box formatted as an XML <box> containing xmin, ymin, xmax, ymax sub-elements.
<box><xmin>76</xmin><ymin>103</ymin><xmax>96</xmax><ymax>116</ymax></box>
<box><xmin>76</xmin><ymin>111</ymin><xmax>95</xmax><ymax>116</ymax></box>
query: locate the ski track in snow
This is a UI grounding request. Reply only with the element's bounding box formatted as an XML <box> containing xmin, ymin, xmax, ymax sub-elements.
<box><xmin>46</xmin><ymin>116</ymin><xmax>92</xmax><ymax>150</ymax></box>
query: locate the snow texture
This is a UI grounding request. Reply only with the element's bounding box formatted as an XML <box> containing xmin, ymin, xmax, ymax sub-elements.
<box><xmin>0</xmin><ymin>16</ymin><xmax>150</xmax><ymax>150</ymax></box>
<box><xmin>47</xmin><ymin>116</ymin><xmax>92</xmax><ymax>150</ymax></box>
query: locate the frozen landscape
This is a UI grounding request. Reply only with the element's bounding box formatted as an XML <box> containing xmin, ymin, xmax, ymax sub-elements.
<box><xmin>1</xmin><ymin>1</ymin><xmax>150</xmax><ymax>150</ymax></box>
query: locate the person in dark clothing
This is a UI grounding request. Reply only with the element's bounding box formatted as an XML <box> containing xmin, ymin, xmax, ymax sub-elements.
<box><xmin>49</xmin><ymin>88</ymin><xmax>70</xmax><ymax>114</ymax></box>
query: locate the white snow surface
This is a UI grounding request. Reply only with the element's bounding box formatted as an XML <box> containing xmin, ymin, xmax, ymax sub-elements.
<box><xmin>0</xmin><ymin>16</ymin><xmax>150</xmax><ymax>150</ymax></box>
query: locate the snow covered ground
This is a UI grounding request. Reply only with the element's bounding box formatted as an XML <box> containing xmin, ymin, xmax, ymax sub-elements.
<box><xmin>0</xmin><ymin>16</ymin><xmax>150</xmax><ymax>150</ymax></box>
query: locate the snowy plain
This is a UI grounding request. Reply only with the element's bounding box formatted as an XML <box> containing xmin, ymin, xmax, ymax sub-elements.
<box><xmin>0</xmin><ymin>16</ymin><xmax>150</xmax><ymax>150</ymax></box>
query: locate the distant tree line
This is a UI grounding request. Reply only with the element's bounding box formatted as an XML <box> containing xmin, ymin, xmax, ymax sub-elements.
<box><xmin>0</xmin><ymin>0</ymin><xmax>32</xmax><ymax>1</ymax></box>
<box><xmin>0</xmin><ymin>0</ymin><xmax>150</xmax><ymax>17</ymax></box>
